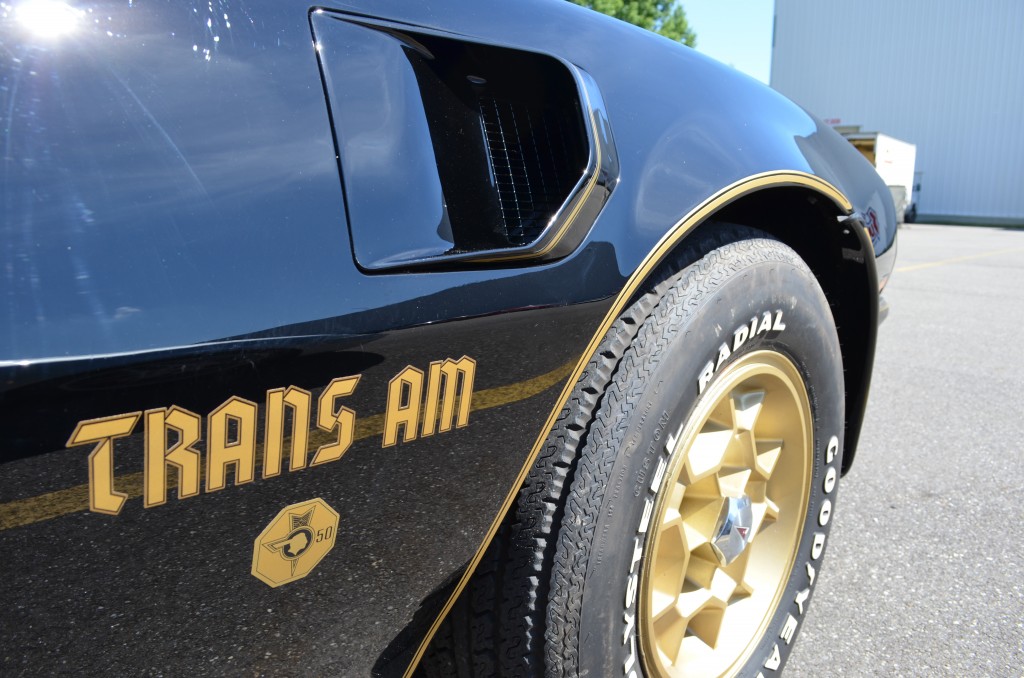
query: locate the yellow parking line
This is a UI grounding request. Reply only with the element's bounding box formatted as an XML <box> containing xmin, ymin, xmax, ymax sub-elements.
<box><xmin>0</xmin><ymin>359</ymin><xmax>575</xmax><ymax>532</ymax></box>
<box><xmin>895</xmin><ymin>247</ymin><xmax>1024</xmax><ymax>273</ymax></box>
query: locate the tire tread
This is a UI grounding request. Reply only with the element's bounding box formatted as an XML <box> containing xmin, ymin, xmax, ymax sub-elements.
<box><xmin>420</xmin><ymin>225</ymin><xmax>791</xmax><ymax>677</ymax></box>
<box><xmin>545</xmin><ymin>233</ymin><xmax>809</xmax><ymax>674</ymax></box>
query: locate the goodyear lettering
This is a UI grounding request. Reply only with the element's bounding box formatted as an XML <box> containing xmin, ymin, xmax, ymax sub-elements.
<box><xmin>794</xmin><ymin>586</ymin><xmax>810</xmax><ymax>614</ymax></box>
<box><xmin>68</xmin><ymin>356</ymin><xmax>476</xmax><ymax>515</ymax></box>
<box><xmin>760</xmin><ymin>433</ymin><xmax>840</xmax><ymax>672</ymax></box>
<box><xmin>779</xmin><ymin>614</ymin><xmax>798</xmax><ymax>644</ymax></box>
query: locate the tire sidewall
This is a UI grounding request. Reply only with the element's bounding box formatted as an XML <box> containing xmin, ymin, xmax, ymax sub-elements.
<box><xmin>575</xmin><ymin>256</ymin><xmax>844</xmax><ymax>678</ymax></box>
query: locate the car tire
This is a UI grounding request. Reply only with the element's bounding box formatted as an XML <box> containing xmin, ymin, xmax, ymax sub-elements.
<box><xmin>420</xmin><ymin>226</ymin><xmax>844</xmax><ymax>678</ymax></box>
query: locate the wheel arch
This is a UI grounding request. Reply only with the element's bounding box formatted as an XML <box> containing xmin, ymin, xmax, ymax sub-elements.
<box><xmin>404</xmin><ymin>172</ymin><xmax>876</xmax><ymax>676</ymax></box>
<box><xmin>661</xmin><ymin>183</ymin><xmax>878</xmax><ymax>475</ymax></box>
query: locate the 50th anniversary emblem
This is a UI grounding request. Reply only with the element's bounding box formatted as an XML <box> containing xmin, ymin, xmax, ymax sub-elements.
<box><xmin>252</xmin><ymin>498</ymin><xmax>340</xmax><ymax>587</ymax></box>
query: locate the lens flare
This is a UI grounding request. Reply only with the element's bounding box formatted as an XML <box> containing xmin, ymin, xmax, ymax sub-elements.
<box><xmin>15</xmin><ymin>0</ymin><xmax>83</xmax><ymax>40</ymax></box>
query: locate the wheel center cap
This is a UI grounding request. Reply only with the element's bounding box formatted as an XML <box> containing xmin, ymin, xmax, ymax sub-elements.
<box><xmin>711</xmin><ymin>495</ymin><xmax>754</xmax><ymax>565</ymax></box>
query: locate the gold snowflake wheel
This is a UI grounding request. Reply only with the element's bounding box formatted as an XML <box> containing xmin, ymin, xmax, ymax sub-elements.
<box><xmin>639</xmin><ymin>350</ymin><xmax>813</xmax><ymax>678</ymax></box>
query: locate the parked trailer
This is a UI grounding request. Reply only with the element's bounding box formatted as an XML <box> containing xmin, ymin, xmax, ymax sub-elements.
<box><xmin>836</xmin><ymin>126</ymin><xmax>917</xmax><ymax>222</ymax></box>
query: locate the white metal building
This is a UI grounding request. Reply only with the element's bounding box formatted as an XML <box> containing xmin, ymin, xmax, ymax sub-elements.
<box><xmin>770</xmin><ymin>0</ymin><xmax>1024</xmax><ymax>225</ymax></box>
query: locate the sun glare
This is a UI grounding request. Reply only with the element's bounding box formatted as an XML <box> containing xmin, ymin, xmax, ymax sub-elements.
<box><xmin>15</xmin><ymin>0</ymin><xmax>83</xmax><ymax>40</ymax></box>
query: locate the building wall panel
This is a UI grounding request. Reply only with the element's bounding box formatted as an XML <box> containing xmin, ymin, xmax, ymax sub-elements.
<box><xmin>771</xmin><ymin>0</ymin><xmax>1024</xmax><ymax>222</ymax></box>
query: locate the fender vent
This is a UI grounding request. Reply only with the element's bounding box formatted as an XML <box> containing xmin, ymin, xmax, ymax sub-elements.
<box><xmin>480</xmin><ymin>96</ymin><xmax>580</xmax><ymax>246</ymax></box>
<box><xmin>312</xmin><ymin>12</ymin><xmax>617</xmax><ymax>270</ymax></box>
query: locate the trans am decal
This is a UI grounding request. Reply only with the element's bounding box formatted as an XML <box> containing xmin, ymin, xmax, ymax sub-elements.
<box><xmin>66</xmin><ymin>357</ymin><xmax>476</xmax><ymax>516</ymax></box>
<box><xmin>0</xmin><ymin>358</ymin><xmax>573</xmax><ymax>533</ymax></box>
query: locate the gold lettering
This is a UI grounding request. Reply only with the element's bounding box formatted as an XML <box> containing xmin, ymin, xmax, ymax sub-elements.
<box><xmin>422</xmin><ymin>356</ymin><xmax>476</xmax><ymax>436</ymax></box>
<box><xmin>144</xmin><ymin>406</ymin><xmax>202</xmax><ymax>507</ymax></box>
<box><xmin>68</xmin><ymin>358</ymin><xmax>479</xmax><ymax>517</ymax></box>
<box><xmin>312</xmin><ymin>376</ymin><xmax>360</xmax><ymax>466</ymax></box>
<box><xmin>67</xmin><ymin>413</ymin><xmax>140</xmax><ymax>515</ymax></box>
<box><xmin>264</xmin><ymin>387</ymin><xmax>312</xmax><ymax>476</ymax></box>
<box><xmin>206</xmin><ymin>397</ymin><xmax>258</xmax><ymax>492</ymax></box>
<box><xmin>383</xmin><ymin>366</ymin><xmax>424</xmax><ymax>447</ymax></box>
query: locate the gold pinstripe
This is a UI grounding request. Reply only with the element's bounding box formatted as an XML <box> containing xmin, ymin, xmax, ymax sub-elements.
<box><xmin>402</xmin><ymin>169</ymin><xmax>852</xmax><ymax>677</ymax></box>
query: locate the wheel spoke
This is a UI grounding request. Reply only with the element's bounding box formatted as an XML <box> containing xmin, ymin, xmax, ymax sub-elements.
<box><xmin>752</xmin><ymin>498</ymin><xmax>780</xmax><ymax>536</ymax></box>
<box><xmin>653</xmin><ymin>608</ymin><xmax>688</xmax><ymax>664</ymax></box>
<box><xmin>680</xmin><ymin>427</ymin><xmax>732</xmax><ymax>484</ymax></box>
<box><xmin>676</xmin><ymin>588</ymin><xmax>713</xmax><ymax>620</ymax></box>
<box><xmin>754</xmin><ymin>438</ymin><xmax>784</xmax><ymax>478</ymax></box>
<box><xmin>716</xmin><ymin>466</ymin><xmax>751</xmax><ymax>498</ymax></box>
<box><xmin>686</xmin><ymin>600</ymin><xmax>727</xmax><ymax>648</ymax></box>
<box><xmin>731</xmin><ymin>390</ymin><xmax>766</xmax><ymax>432</ymax></box>
<box><xmin>684</xmin><ymin>548</ymin><xmax>720</xmax><ymax>589</ymax></box>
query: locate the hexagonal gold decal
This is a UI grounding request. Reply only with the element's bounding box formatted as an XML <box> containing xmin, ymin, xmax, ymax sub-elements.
<box><xmin>252</xmin><ymin>498</ymin><xmax>339</xmax><ymax>587</ymax></box>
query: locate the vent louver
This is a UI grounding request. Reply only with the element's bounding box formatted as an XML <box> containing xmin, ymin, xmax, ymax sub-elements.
<box><xmin>480</xmin><ymin>97</ymin><xmax>580</xmax><ymax>246</ymax></box>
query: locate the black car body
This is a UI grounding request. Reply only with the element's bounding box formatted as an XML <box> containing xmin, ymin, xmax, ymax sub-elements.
<box><xmin>0</xmin><ymin>1</ymin><xmax>896</xmax><ymax>675</ymax></box>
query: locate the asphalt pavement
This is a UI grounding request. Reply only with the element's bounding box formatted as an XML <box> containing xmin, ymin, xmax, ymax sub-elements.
<box><xmin>787</xmin><ymin>224</ymin><xmax>1024</xmax><ymax>676</ymax></box>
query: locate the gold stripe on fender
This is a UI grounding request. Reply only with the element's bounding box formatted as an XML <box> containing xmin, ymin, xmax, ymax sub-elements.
<box><xmin>0</xmin><ymin>359</ymin><xmax>574</xmax><ymax>532</ymax></box>
<box><xmin>402</xmin><ymin>170</ymin><xmax>852</xmax><ymax>677</ymax></box>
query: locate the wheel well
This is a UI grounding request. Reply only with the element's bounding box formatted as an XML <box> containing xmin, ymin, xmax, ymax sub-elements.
<box><xmin>699</xmin><ymin>186</ymin><xmax>876</xmax><ymax>474</ymax></box>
